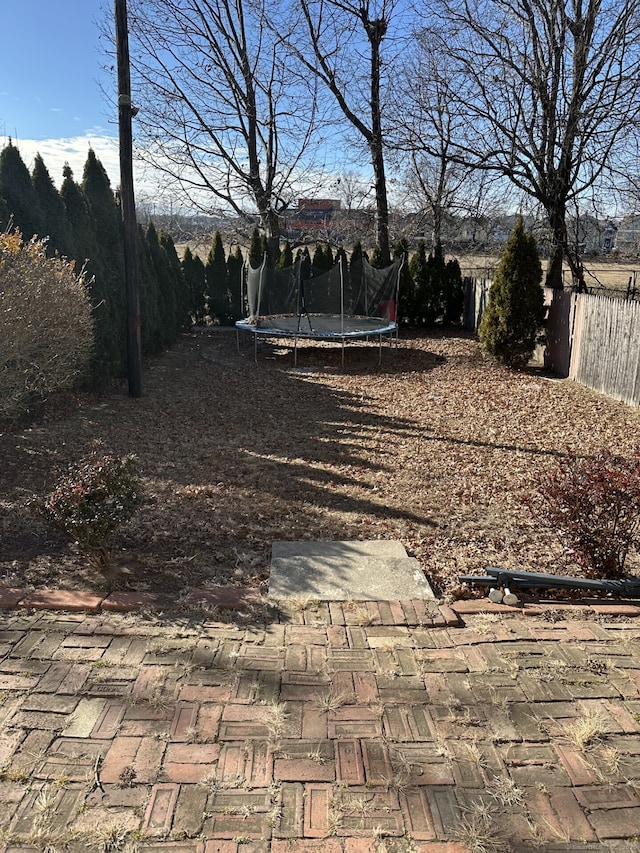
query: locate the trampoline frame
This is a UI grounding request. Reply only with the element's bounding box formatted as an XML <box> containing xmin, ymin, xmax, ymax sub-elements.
<box><xmin>235</xmin><ymin>314</ymin><xmax>398</xmax><ymax>366</ymax></box>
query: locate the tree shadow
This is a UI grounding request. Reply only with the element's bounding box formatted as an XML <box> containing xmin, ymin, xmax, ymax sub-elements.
<box><xmin>1</xmin><ymin>331</ymin><xmax>444</xmax><ymax>590</ymax></box>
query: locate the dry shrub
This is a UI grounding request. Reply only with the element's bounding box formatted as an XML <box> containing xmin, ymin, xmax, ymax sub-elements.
<box><xmin>532</xmin><ymin>447</ymin><xmax>640</xmax><ymax>578</ymax></box>
<box><xmin>0</xmin><ymin>228</ymin><xmax>93</xmax><ymax>420</ymax></box>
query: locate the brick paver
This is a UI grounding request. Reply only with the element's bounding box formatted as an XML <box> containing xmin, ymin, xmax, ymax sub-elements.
<box><xmin>0</xmin><ymin>595</ymin><xmax>639</xmax><ymax>851</ymax></box>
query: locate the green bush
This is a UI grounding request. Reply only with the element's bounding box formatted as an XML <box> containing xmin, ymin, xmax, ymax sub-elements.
<box><xmin>33</xmin><ymin>442</ymin><xmax>145</xmax><ymax>577</ymax></box>
<box><xmin>0</xmin><ymin>229</ymin><xmax>94</xmax><ymax>421</ymax></box>
<box><xmin>206</xmin><ymin>230</ymin><xmax>230</xmax><ymax>324</ymax></box>
<box><xmin>479</xmin><ymin>216</ymin><xmax>545</xmax><ymax>367</ymax></box>
<box><xmin>532</xmin><ymin>448</ymin><xmax>640</xmax><ymax>578</ymax></box>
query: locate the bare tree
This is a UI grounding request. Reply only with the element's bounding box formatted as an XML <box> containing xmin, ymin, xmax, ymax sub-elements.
<box><xmin>294</xmin><ymin>0</ymin><xmax>400</xmax><ymax>265</ymax></box>
<box><xmin>126</xmin><ymin>0</ymin><xmax>323</xmax><ymax>254</ymax></box>
<box><xmin>333</xmin><ymin>170</ymin><xmax>375</xmax><ymax>212</ymax></box>
<box><xmin>388</xmin><ymin>32</ymin><xmax>474</xmax><ymax>252</ymax></box>
<box><xmin>428</xmin><ymin>0</ymin><xmax>640</xmax><ymax>289</ymax></box>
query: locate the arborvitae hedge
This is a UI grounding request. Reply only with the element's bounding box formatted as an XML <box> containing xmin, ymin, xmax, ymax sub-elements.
<box><xmin>408</xmin><ymin>241</ymin><xmax>432</xmax><ymax>325</ymax></box>
<box><xmin>32</xmin><ymin>154</ymin><xmax>74</xmax><ymax>259</ymax></box>
<box><xmin>277</xmin><ymin>241</ymin><xmax>293</xmax><ymax>269</ymax></box>
<box><xmin>312</xmin><ymin>242</ymin><xmax>334</xmax><ymax>274</ymax></box>
<box><xmin>61</xmin><ymin>164</ymin><xmax>98</xmax><ymax>273</ymax></box>
<box><xmin>182</xmin><ymin>246</ymin><xmax>207</xmax><ymax>325</ymax></box>
<box><xmin>160</xmin><ymin>231</ymin><xmax>191</xmax><ymax>335</ymax></box>
<box><xmin>227</xmin><ymin>246</ymin><xmax>244</xmax><ymax>320</ymax></box>
<box><xmin>248</xmin><ymin>227</ymin><xmax>263</xmax><ymax>269</ymax></box>
<box><xmin>400</xmin><ymin>241</ymin><xmax>464</xmax><ymax>327</ymax></box>
<box><xmin>137</xmin><ymin>223</ymin><xmax>163</xmax><ymax>355</ymax></box>
<box><xmin>394</xmin><ymin>238</ymin><xmax>412</xmax><ymax>325</ymax></box>
<box><xmin>443</xmin><ymin>257</ymin><xmax>464</xmax><ymax>325</ymax></box>
<box><xmin>206</xmin><ymin>231</ymin><xmax>231</xmax><ymax>324</ymax></box>
<box><xmin>0</xmin><ymin>143</ymin><xmax>193</xmax><ymax>385</ymax></box>
<box><xmin>369</xmin><ymin>245</ymin><xmax>384</xmax><ymax>269</ymax></box>
<box><xmin>82</xmin><ymin>149</ymin><xmax>127</xmax><ymax>382</ymax></box>
<box><xmin>0</xmin><ymin>141</ymin><xmax>43</xmax><ymax>239</ymax></box>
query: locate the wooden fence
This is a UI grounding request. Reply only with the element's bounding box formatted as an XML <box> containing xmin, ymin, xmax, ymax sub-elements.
<box><xmin>463</xmin><ymin>279</ymin><xmax>640</xmax><ymax>408</ymax></box>
<box><xmin>462</xmin><ymin>277</ymin><xmax>489</xmax><ymax>333</ymax></box>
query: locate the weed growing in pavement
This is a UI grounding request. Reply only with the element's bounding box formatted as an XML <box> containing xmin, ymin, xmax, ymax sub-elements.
<box><xmin>290</xmin><ymin>597</ymin><xmax>322</xmax><ymax>612</ymax></box>
<box><xmin>262</xmin><ymin>701</ymin><xmax>288</xmax><ymax>748</ymax></box>
<box><xmin>565</xmin><ymin>706</ymin><xmax>609</xmax><ymax>750</ymax></box>
<box><xmin>588</xmin><ymin>744</ymin><xmax>625</xmax><ymax>783</ymax></box>
<box><xmin>183</xmin><ymin>725</ymin><xmax>198</xmax><ymax>744</ymax></box>
<box><xmin>342</xmin><ymin>601</ymin><xmax>374</xmax><ymax>626</ymax></box>
<box><xmin>197</xmin><ymin>771</ymin><xmax>219</xmax><ymax>793</ymax></box>
<box><xmin>452</xmin><ymin>800</ymin><xmax>511</xmax><ymax>852</ymax></box>
<box><xmin>267</xmin><ymin>800</ymin><xmax>283</xmax><ymax>828</ymax></box>
<box><xmin>117</xmin><ymin>765</ymin><xmax>137</xmax><ymax>788</ymax></box>
<box><xmin>88</xmin><ymin>821</ymin><xmax>130</xmax><ymax>852</ymax></box>
<box><xmin>600</xmin><ymin>745</ymin><xmax>624</xmax><ymax>776</ymax></box>
<box><xmin>468</xmin><ymin>613</ymin><xmax>502</xmax><ymax>634</ymax></box>
<box><xmin>315</xmin><ymin>690</ymin><xmax>350</xmax><ymax>712</ymax></box>
<box><xmin>460</xmin><ymin>740</ymin><xmax>490</xmax><ymax>770</ymax></box>
<box><xmin>307</xmin><ymin>745</ymin><xmax>328</xmax><ymax>764</ymax></box>
<box><xmin>0</xmin><ymin>765</ymin><xmax>31</xmax><ymax>783</ymax></box>
<box><xmin>487</xmin><ymin>775</ymin><xmax>524</xmax><ymax>806</ymax></box>
<box><xmin>92</xmin><ymin>659</ymin><xmax>115</xmax><ymax>669</ymax></box>
<box><xmin>380</xmin><ymin>766</ymin><xmax>410</xmax><ymax>794</ymax></box>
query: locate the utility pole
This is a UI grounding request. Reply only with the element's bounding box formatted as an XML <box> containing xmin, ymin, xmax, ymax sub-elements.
<box><xmin>115</xmin><ymin>0</ymin><xmax>142</xmax><ymax>397</ymax></box>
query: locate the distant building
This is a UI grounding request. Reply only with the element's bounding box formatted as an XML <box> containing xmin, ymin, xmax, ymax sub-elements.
<box><xmin>285</xmin><ymin>198</ymin><xmax>341</xmax><ymax>238</ymax></box>
<box><xmin>616</xmin><ymin>215</ymin><xmax>640</xmax><ymax>255</ymax></box>
<box><xmin>566</xmin><ymin>215</ymin><xmax>618</xmax><ymax>254</ymax></box>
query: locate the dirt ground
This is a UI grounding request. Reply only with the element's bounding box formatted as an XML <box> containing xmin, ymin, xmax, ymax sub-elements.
<box><xmin>2</xmin><ymin>328</ymin><xmax>639</xmax><ymax>598</ymax></box>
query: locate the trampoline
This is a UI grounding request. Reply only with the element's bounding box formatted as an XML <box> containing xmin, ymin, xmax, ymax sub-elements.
<box><xmin>236</xmin><ymin>252</ymin><xmax>403</xmax><ymax>365</ymax></box>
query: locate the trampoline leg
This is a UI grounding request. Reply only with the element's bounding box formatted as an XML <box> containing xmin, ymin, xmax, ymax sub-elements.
<box><xmin>254</xmin><ymin>331</ymin><xmax>257</xmax><ymax>363</ymax></box>
<box><xmin>378</xmin><ymin>334</ymin><xmax>383</xmax><ymax>365</ymax></box>
<box><xmin>342</xmin><ymin>339</ymin><xmax>345</xmax><ymax>368</ymax></box>
<box><xmin>294</xmin><ymin>337</ymin><xmax>298</xmax><ymax>367</ymax></box>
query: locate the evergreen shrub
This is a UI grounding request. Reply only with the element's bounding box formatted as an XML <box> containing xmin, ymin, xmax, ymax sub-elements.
<box><xmin>479</xmin><ymin>216</ymin><xmax>545</xmax><ymax>367</ymax></box>
<box><xmin>206</xmin><ymin>231</ymin><xmax>231</xmax><ymax>324</ymax></box>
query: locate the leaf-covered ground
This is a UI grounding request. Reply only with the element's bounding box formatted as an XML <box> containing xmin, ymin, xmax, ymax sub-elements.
<box><xmin>2</xmin><ymin>328</ymin><xmax>639</xmax><ymax>597</ymax></box>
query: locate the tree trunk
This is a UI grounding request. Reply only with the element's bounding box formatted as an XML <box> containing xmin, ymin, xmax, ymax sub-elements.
<box><xmin>565</xmin><ymin>247</ymin><xmax>588</xmax><ymax>293</ymax></box>
<box><xmin>368</xmin><ymin>17</ymin><xmax>390</xmax><ymax>266</ymax></box>
<box><xmin>545</xmin><ymin>206</ymin><xmax>566</xmax><ymax>290</ymax></box>
<box><xmin>371</xmin><ymin>138</ymin><xmax>391</xmax><ymax>266</ymax></box>
<box><xmin>260</xmin><ymin>207</ymin><xmax>281</xmax><ymax>261</ymax></box>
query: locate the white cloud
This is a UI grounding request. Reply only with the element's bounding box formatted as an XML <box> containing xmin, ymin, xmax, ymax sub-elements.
<box><xmin>4</xmin><ymin>133</ymin><xmax>190</xmax><ymax>208</ymax></box>
<box><xmin>6</xmin><ymin>133</ymin><xmax>121</xmax><ymax>189</ymax></box>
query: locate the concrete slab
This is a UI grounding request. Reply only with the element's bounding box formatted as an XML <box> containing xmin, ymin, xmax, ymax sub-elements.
<box><xmin>268</xmin><ymin>554</ymin><xmax>436</xmax><ymax>601</ymax></box>
<box><xmin>271</xmin><ymin>540</ymin><xmax>409</xmax><ymax>560</ymax></box>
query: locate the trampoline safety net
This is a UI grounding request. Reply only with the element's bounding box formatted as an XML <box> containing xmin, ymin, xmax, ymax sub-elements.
<box><xmin>244</xmin><ymin>254</ymin><xmax>402</xmax><ymax>334</ymax></box>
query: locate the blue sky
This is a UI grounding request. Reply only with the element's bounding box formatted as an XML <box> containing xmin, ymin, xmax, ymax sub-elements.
<box><xmin>0</xmin><ymin>1</ymin><xmax>121</xmax><ymax>186</ymax></box>
<box><xmin>0</xmin><ymin>0</ymin><xmax>374</xmax><ymax>207</ymax></box>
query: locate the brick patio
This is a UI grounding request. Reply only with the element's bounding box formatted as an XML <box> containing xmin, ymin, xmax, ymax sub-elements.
<box><xmin>1</xmin><ymin>592</ymin><xmax>639</xmax><ymax>851</ymax></box>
